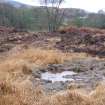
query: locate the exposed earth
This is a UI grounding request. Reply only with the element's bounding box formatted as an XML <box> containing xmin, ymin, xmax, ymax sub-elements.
<box><xmin>1</xmin><ymin>26</ymin><xmax>105</xmax><ymax>57</ymax></box>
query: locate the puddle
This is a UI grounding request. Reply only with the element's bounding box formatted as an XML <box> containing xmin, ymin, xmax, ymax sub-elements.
<box><xmin>41</xmin><ymin>71</ymin><xmax>76</xmax><ymax>83</ymax></box>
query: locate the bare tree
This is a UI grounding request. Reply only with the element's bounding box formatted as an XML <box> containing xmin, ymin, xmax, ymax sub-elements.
<box><xmin>40</xmin><ymin>0</ymin><xmax>65</xmax><ymax>32</ymax></box>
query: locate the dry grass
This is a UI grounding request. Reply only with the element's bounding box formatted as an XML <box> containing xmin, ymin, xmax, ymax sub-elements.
<box><xmin>0</xmin><ymin>47</ymin><xmax>104</xmax><ymax>105</ymax></box>
<box><xmin>9</xmin><ymin>48</ymin><xmax>89</xmax><ymax>65</ymax></box>
<box><xmin>0</xmin><ymin>81</ymin><xmax>45</xmax><ymax>105</ymax></box>
<box><xmin>0</xmin><ymin>47</ymin><xmax>89</xmax><ymax>74</ymax></box>
<box><xmin>0</xmin><ymin>47</ymin><xmax>90</xmax><ymax>87</ymax></box>
<box><xmin>0</xmin><ymin>47</ymin><xmax>90</xmax><ymax>89</ymax></box>
<box><xmin>31</xmin><ymin>84</ymin><xmax>105</xmax><ymax>105</ymax></box>
<box><xmin>0</xmin><ymin>79</ymin><xmax>105</xmax><ymax>105</ymax></box>
<box><xmin>1</xmin><ymin>81</ymin><xmax>105</xmax><ymax>105</ymax></box>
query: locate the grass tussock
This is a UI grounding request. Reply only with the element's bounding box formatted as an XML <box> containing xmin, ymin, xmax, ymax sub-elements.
<box><xmin>1</xmin><ymin>80</ymin><xmax>105</xmax><ymax>105</ymax></box>
<box><xmin>10</xmin><ymin>48</ymin><xmax>88</xmax><ymax>65</ymax></box>
<box><xmin>0</xmin><ymin>81</ymin><xmax>45</xmax><ymax>105</ymax></box>
<box><xmin>30</xmin><ymin>84</ymin><xmax>105</xmax><ymax>105</ymax></box>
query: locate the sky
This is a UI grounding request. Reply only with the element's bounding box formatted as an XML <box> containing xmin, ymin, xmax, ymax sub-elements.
<box><xmin>12</xmin><ymin>0</ymin><xmax>105</xmax><ymax>13</ymax></box>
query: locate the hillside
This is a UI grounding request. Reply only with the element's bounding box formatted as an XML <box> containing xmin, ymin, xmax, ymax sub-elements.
<box><xmin>2</xmin><ymin>1</ymin><xmax>105</xmax><ymax>30</ymax></box>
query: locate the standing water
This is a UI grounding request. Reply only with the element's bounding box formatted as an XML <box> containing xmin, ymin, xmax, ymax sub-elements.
<box><xmin>41</xmin><ymin>71</ymin><xmax>76</xmax><ymax>83</ymax></box>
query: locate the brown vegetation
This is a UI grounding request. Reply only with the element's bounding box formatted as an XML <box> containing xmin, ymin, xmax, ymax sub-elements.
<box><xmin>0</xmin><ymin>47</ymin><xmax>104</xmax><ymax>105</ymax></box>
<box><xmin>0</xmin><ymin>47</ymin><xmax>89</xmax><ymax>80</ymax></box>
<box><xmin>0</xmin><ymin>26</ymin><xmax>105</xmax><ymax>105</ymax></box>
<box><xmin>0</xmin><ymin>80</ymin><xmax>105</xmax><ymax>105</ymax></box>
<box><xmin>59</xmin><ymin>26</ymin><xmax>105</xmax><ymax>34</ymax></box>
<box><xmin>0</xmin><ymin>47</ymin><xmax>89</xmax><ymax>88</ymax></box>
<box><xmin>57</xmin><ymin>27</ymin><xmax>105</xmax><ymax>57</ymax></box>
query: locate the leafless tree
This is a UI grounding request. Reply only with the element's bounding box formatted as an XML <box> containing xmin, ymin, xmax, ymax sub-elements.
<box><xmin>40</xmin><ymin>0</ymin><xmax>65</xmax><ymax>32</ymax></box>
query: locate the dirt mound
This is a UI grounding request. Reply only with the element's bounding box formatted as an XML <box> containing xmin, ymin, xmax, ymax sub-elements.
<box><xmin>0</xmin><ymin>26</ymin><xmax>15</xmax><ymax>33</ymax></box>
<box><xmin>1</xmin><ymin>26</ymin><xmax>105</xmax><ymax>57</ymax></box>
<box><xmin>0</xmin><ymin>26</ymin><xmax>48</xmax><ymax>52</ymax></box>
<box><xmin>59</xmin><ymin>27</ymin><xmax>105</xmax><ymax>35</ymax></box>
<box><xmin>57</xmin><ymin>27</ymin><xmax>105</xmax><ymax>57</ymax></box>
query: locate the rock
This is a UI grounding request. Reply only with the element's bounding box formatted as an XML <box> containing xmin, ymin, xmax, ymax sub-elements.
<box><xmin>43</xmin><ymin>81</ymin><xmax>67</xmax><ymax>92</ymax></box>
<box><xmin>67</xmin><ymin>83</ymin><xmax>82</xmax><ymax>89</ymax></box>
<box><xmin>32</xmin><ymin>70</ymin><xmax>41</xmax><ymax>78</ymax></box>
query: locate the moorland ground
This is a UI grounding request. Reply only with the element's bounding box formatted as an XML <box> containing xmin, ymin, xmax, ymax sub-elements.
<box><xmin>1</xmin><ymin>26</ymin><xmax>105</xmax><ymax>105</ymax></box>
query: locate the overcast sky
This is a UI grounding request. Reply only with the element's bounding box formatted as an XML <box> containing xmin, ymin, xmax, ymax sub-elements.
<box><xmin>13</xmin><ymin>0</ymin><xmax>105</xmax><ymax>12</ymax></box>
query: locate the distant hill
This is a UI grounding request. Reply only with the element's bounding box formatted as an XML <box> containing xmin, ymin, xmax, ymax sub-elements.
<box><xmin>0</xmin><ymin>0</ymin><xmax>88</xmax><ymax>15</ymax></box>
<box><xmin>1</xmin><ymin>0</ymin><xmax>89</xmax><ymax>19</ymax></box>
<box><xmin>0</xmin><ymin>1</ymin><xmax>105</xmax><ymax>30</ymax></box>
<box><xmin>7</xmin><ymin>1</ymin><xmax>25</xmax><ymax>7</ymax></box>
<box><xmin>0</xmin><ymin>0</ymin><xmax>32</xmax><ymax>8</ymax></box>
